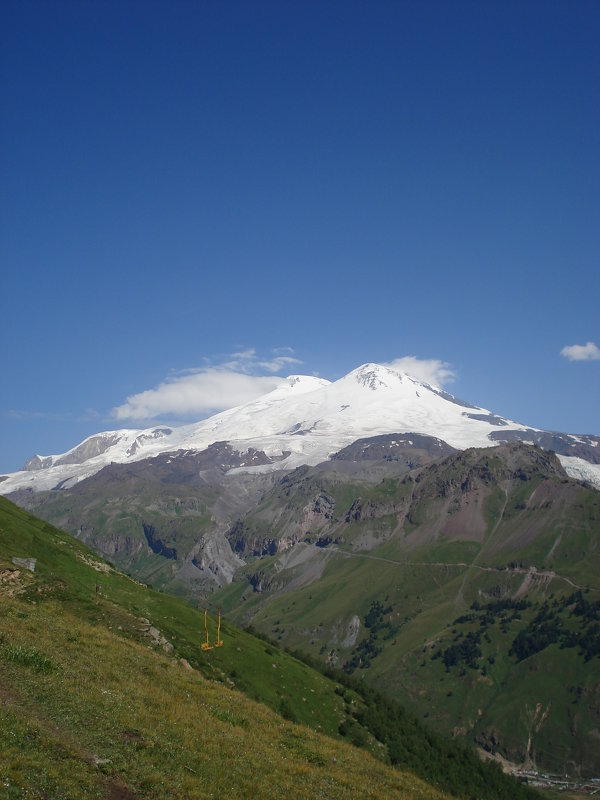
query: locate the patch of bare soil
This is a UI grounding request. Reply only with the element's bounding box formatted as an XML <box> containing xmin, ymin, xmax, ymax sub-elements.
<box><xmin>105</xmin><ymin>780</ymin><xmax>142</xmax><ymax>800</ymax></box>
<box><xmin>442</xmin><ymin>487</ymin><xmax>488</xmax><ymax>541</ymax></box>
<box><xmin>0</xmin><ymin>567</ymin><xmax>32</xmax><ymax>596</ymax></box>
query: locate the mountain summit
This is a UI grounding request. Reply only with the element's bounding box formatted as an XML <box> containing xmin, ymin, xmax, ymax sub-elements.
<box><xmin>2</xmin><ymin>363</ymin><xmax>599</xmax><ymax>493</ymax></box>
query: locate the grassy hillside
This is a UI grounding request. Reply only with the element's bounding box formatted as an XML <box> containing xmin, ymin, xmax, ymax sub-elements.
<box><xmin>2</xmin><ymin>596</ymin><xmax>450</xmax><ymax>799</ymax></box>
<box><xmin>0</xmin><ymin>496</ymin><xmax>540</xmax><ymax>799</ymax></box>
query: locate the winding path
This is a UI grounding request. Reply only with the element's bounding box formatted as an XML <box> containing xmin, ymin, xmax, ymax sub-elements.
<box><xmin>327</xmin><ymin>543</ymin><xmax>592</xmax><ymax>593</ymax></box>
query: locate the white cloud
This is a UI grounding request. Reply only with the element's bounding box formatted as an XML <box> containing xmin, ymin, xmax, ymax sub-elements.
<box><xmin>381</xmin><ymin>356</ymin><xmax>456</xmax><ymax>388</ymax></box>
<box><xmin>112</xmin><ymin>350</ymin><xmax>457</xmax><ymax>421</ymax></box>
<box><xmin>112</xmin><ymin>348</ymin><xmax>303</xmax><ymax>421</ymax></box>
<box><xmin>560</xmin><ymin>341</ymin><xmax>600</xmax><ymax>362</ymax></box>
<box><xmin>113</xmin><ymin>369</ymin><xmax>284</xmax><ymax>421</ymax></box>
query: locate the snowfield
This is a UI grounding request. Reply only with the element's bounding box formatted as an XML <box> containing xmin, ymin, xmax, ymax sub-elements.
<box><xmin>2</xmin><ymin>363</ymin><xmax>599</xmax><ymax>492</ymax></box>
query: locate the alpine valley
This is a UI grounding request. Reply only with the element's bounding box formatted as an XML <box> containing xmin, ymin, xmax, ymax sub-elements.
<box><xmin>3</xmin><ymin>363</ymin><xmax>600</xmax><ymax>785</ymax></box>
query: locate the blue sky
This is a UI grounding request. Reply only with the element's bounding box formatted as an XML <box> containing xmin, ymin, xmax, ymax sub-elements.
<box><xmin>1</xmin><ymin>0</ymin><xmax>599</xmax><ymax>472</ymax></box>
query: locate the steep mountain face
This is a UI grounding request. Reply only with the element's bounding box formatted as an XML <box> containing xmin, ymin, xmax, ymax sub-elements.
<box><xmin>11</xmin><ymin>433</ymin><xmax>453</xmax><ymax>595</ymax></box>
<box><xmin>226</xmin><ymin>444</ymin><xmax>578</xmax><ymax>561</ymax></box>
<box><xmin>3</xmin><ymin>363</ymin><xmax>599</xmax><ymax>495</ymax></box>
<box><xmin>11</xmin><ymin>445</ymin><xmax>282</xmax><ymax>594</ymax></box>
<box><xmin>213</xmin><ymin>443</ymin><xmax>600</xmax><ymax>778</ymax></box>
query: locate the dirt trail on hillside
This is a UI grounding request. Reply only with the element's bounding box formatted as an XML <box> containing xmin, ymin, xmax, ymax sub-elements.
<box><xmin>329</xmin><ymin>544</ymin><xmax>592</xmax><ymax>593</ymax></box>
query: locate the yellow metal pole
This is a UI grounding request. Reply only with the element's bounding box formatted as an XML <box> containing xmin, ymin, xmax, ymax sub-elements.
<box><xmin>216</xmin><ymin>608</ymin><xmax>223</xmax><ymax>647</ymax></box>
<box><xmin>202</xmin><ymin>608</ymin><xmax>212</xmax><ymax>650</ymax></box>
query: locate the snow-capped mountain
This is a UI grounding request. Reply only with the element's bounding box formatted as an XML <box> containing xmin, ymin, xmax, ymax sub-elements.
<box><xmin>2</xmin><ymin>363</ymin><xmax>599</xmax><ymax>493</ymax></box>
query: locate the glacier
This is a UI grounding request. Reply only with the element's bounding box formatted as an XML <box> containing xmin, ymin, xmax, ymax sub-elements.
<box><xmin>2</xmin><ymin>363</ymin><xmax>599</xmax><ymax>493</ymax></box>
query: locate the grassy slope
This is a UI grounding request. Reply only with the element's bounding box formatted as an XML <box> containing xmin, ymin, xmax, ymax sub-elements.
<box><xmin>0</xmin><ymin>495</ymin><xmax>448</xmax><ymax>800</ymax></box>
<box><xmin>1</xmin><ymin>598</ymin><xmax>446</xmax><ymax>800</ymax></box>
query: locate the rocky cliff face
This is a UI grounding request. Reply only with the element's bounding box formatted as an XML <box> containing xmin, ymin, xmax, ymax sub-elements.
<box><xmin>224</xmin><ymin>443</ymin><xmax>577</xmax><ymax>562</ymax></box>
<box><xmin>11</xmin><ymin>447</ymin><xmax>278</xmax><ymax>597</ymax></box>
